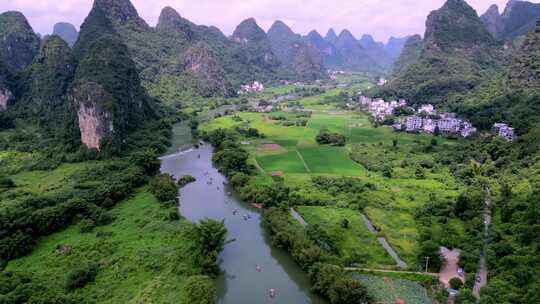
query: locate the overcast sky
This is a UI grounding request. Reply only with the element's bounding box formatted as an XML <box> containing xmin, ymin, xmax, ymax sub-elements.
<box><xmin>0</xmin><ymin>0</ymin><xmax>537</xmax><ymax>42</ymax></box>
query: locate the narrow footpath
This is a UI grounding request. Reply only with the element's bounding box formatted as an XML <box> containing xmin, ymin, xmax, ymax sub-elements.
<box><xmin>360</xmin><ymin>213</ymin><xmax>408</xmax><ymax>269</ymax></box>
<box><xmin>473</xmin><ymin>187</ymin><xmax>492</xmax><ymax>301</ymax></box>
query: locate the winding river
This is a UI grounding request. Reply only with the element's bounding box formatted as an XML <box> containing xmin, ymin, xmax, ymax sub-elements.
<box><xmin>160</xmin><ymin>144</ymin><xmax>327</xmax><ymax>304</ymax></box>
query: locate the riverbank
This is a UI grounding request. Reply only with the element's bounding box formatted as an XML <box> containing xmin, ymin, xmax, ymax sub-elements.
<box><xmin>160</xmin><ymin>144</ymin><xmax>327</xmax><ymax>304</ymax></box>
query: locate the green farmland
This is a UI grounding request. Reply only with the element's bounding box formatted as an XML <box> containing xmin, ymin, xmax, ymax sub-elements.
<box><xmin>201</xmin><ymin>87</ymin><xmax>466</xmax><ymax>269</ymax></box>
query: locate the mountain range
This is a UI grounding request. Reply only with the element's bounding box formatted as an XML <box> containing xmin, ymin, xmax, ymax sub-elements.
<box><xmin>2</xmin><ymin>0</ymin><xmax>539</xmax><ymax>153</ymax></box>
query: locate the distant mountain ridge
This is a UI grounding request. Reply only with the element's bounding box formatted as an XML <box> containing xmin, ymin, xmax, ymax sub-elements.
<box><xmin>481</xmin><ymin>0</ymin><xmax>540</xmax><ymax>41</ymax></box>
<box><xmin>306</xmin><ymin>28</ymin><xmax>409</xmax><ymax>73</ymax></box>
<box><xmin>53</xmin><ymin>22</ymin><xmax>78</xmax><ymax>47</ymax></box>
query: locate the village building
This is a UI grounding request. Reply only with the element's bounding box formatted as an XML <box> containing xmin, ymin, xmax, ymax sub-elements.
<box><xmin>423</xmin><ymin>119</ymin><xmax>436</xmax><ymax>133</ymax></box>
<box><xmin>461</xmin><ymin>122</ymin><xmax>477</xmax><ymax>138</ymax></box>
<box><xmin>239</xmin><ymin>81</ymin><xmax>264</xmax><ymax>94</ymax></box>
<box><xmin>418</xmin><ymin>104</ymin><xmax>435</xmax><ymax>115</ymax></box>
<box><xmin>438</xmin><ymin>118</ymin><xmax>461</xmax><ymax>134</ymax></box>
<box><xmin>493</xmin><ymin>123</ymin><xmax>516</xmax><ymax>141</ymax></box>
<box><xmin>406</xmin><ymin>116</ymin><xmax>423</xmax><ymax>132</ymax></box>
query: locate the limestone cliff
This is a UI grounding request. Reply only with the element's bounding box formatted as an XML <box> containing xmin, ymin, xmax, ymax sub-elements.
<box><xmin>0</xmin><ymin>87</ymin><xmax>12</xmax><ymax>111</ymax></box>
<box><xmin>72</xmin><ymin>35</ymin><xmax>152</xmax><ymax>150</ymax></box>
<box><xmin>74</xmin><ymin>82</ymin><xmax>114</xmax><ymax>149</ymax></box>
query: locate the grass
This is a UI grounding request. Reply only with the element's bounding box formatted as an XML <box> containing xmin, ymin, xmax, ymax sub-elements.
<box><xmin>9</xmin><ymin>162</ymin><xmax>99</xmax><ymax>194</ymax></box>
<box><xmin>256</xmin><ymin>150</ymin><xmax>308</xmax><ymax>174</ymax></box>
<box><xmin>6</xmin><ymin>189</ymin><xmax>200</xmax><ymax>304</ymax></box>
<box><xmin>352</xmin><ymin>273</ymin><xmax>432</xmax><ymax>304</ymax></box>
<box><xmin>364</xmin><ymin>207</ymin><xmax>419</xmax><ymax>266</ymax></box>
<box><xmin>298</xmin><ymin>146</ymin><xmax>365</xmax><ymax>176</ymax></box>
<box><xmin>297</xmin><ymin>206</ymin><xmax>395</xmax><ymax>267</ymax></box>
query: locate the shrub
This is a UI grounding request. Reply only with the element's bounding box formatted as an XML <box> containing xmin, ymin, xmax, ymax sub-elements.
<box><xmin>450</xmin><ymin>277</ymin><xmax>464</xmax><ymax>290</ymax></box>
<box><xmin>65</xmin><ymin>264</ymin><xmax>98</xmax><ymax>291</ymax></box>
<box><xmin>328</xmin><ymin>277</ymin><xmax>371</xmax><ymax>304</ymax></box>
<box><xmin>79</xmin><ymin>219</ymin><xmax>96</xmax><ymax>233</ymax></box>
<box><xmin>316</xmin><ymin>130</ymin><xmax>346</xmax><ymax>146</ymax></box>
<box><xmin>177</xmin><ymin>175</ymin><xmax>196</xmax><ymax>187</ymax></box>
<box><xmin>183</xmin><ymin>275</ymin><xmax>216</xmax><ymax>304</ymax></box>
<box><xmin>149</xmin><ymin>174</ymin><xmax>178</xmax><ymax>203</ymax></box>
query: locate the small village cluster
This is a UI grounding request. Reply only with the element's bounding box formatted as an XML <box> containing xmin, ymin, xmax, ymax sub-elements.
<box><xmin>238</xmin><ymin>81</ymin><xmax>265</xmax><ymax>94</ymax></box>
<box><xmin>357</xmin><ymin>96</ymin><xmax>516</xmax><ymax>141</ymax></box>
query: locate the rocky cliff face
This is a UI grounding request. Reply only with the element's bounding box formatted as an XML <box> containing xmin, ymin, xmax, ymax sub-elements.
<box><xmin>74</xmin><ymin>82</ymin><xmax>114</xmax><ymax>150</ymax></box>
<box><xmin>0</xmin><ymin>64</ymin><xmax>13</xmax><ymax>111</ymax></box>
<box><xmin>72</xmin><ymin>35</ymin><xmax>152</xmax><ymax>150</ymax></box>
<box><xmin>499</xmin><ymin>0</ymin><xmax>540</xmax><ymax>41</ymax></box>
<box><xmin>53</xmin><ymin>22</ymin><xmax>79</xmax><ymax>47</ymax></box>
<box><xmin>0</xmin><ymin>11</ymin><xmax>40</xmax><ymax>73</ymax></box>
<box><xmin>481</xmin><ymin>4</ymin><xmax>504</xmax><ymax>39</ymax></box>
<box><xmin>0</xmin><ymin>87</ymin><xmax>12</xmax><ymax>111</ymax></box>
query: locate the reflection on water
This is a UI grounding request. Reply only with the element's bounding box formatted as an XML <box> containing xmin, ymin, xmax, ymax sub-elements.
<box><xmin>160</xmin><ymin>144</ymin><xmax>326</xmax><ymax>304</ymax></box>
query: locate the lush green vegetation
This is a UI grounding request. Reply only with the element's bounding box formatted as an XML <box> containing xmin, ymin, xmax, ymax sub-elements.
<box><xmin>352</xmin><ymin>273</ymin><xmax>433</xmax><ymax>304</ymax></box>
<box><xmin>2</xmin><ymin>190</ymin><xmax>206</xmax><ymax>303</ymax></box>
<box><xmin>297</xmin><ymin>206</ymin><xmax>394</xmax><ymax>266</ymax></box>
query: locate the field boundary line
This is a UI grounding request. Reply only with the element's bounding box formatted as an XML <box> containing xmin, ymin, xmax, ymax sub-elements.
<box><xmin>253</xmin><ymin>158</ymin><xmax>267</xmax><ymax>175</ymax></box>
<box><xmin>344</xmin><ymin>267</ymin><xmax>438</xmax><ymax>277</ymax></box>
<box><xmin>295</xmin><ymin>150</ymin><xmax>311</xmax><ymax>173</ymax></box>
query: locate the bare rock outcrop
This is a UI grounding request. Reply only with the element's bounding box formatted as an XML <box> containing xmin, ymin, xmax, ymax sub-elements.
<box><xmin>74</xmin><ymin>82</ymin><xmax>114</xmax><ymax>150</ymax></box>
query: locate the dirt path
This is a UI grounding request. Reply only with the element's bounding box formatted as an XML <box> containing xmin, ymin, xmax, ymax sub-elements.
<box><xmin>253</xmin><ymin>158</ymin><xmax>267</xmax><ymax>175</ymax></box>
<box><xmin>290</xmin><ymin>208</ymin><xmax>308</xmax><ymax>227</ymax></box>
<box><xmin>295</xmin><ymin>150</ymin><xmax>311</xmax><ymax>173</ymax></box>
<box><xmin>360</xmin><ymin>213</ymin><xmax>408</xmax><ymax>269</ymax></box>
<box><xmin>344</xmin><ymin>267</ymin><xmax>438</xmax><ymax>277</ymax></box>
<box><xmin>473</xmin><ymin>187</ymin><xmax>492</xmax><ymax>300</ymax></box>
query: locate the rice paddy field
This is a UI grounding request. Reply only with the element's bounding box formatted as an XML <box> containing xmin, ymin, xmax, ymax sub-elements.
<box><xmin>201</xmin><ymin>86</ymin><xmax>466</xmax><ymax>269</ymax></box>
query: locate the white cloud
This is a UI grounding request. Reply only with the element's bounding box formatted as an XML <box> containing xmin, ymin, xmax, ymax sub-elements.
<box><xmin>0</xmin><ymin>0</ymin><xmax>537</xmax><ymax>41</ymax></box>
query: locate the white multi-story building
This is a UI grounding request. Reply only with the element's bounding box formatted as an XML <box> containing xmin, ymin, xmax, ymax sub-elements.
<box><xmin>461</xmin><ymin>122</ymin><xmax>477</xmax><ymax>138</ymax></box>
<box><xmin>423</xmin><ymin>119</ymin><xmax>436</xmax><ymax>133</ymax></box>
<box><xmin>406</xmin><ymin>116</ymin><xmax>423</xmax><ymax>132</ymax></box>
<box><xmin>493</xmin><ymin>123</ymin><xmax>516</xmax><ymax>141</ymax></box>
<box><xmin>239</xmin><ymin>81</ymin><xmax>264</xmax><ymax>94</ymax></box>
<box><xmin>418</xmin><ymin>104</ymin><xmax>435</xmax><ymax>115</ymax></box>
<box><xmin>438</xmin><ymin>118</ymin><xmax>461</xmax><ymax>134</ymax></box>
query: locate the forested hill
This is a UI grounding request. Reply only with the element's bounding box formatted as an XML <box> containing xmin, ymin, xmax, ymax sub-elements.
<box><xmin>378</xmin><ymin>0</ymin><xmax>504</xmax><ymax>106</ymax></box>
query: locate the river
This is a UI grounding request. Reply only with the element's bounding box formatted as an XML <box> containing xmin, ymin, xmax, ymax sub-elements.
<box><xmin>160</xmin><ymin>144</ymin><xmax>327</xmax><ymax>304</ymax></box>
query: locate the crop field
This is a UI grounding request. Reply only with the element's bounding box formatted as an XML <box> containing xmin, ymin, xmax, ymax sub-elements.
<box><xmin>297</xmin><ymin>206</ymin><xmax>395</xmax><ymax>267</ymax></box>
<box><xmin>201</xmin><ymin>86</ymin><xmax>466</xmax><ymax>270</ymax></box>
<box><xmin>352</xmin><ymin>273</ymin><xmax>432</xmax><ymax>304</ymax></box>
